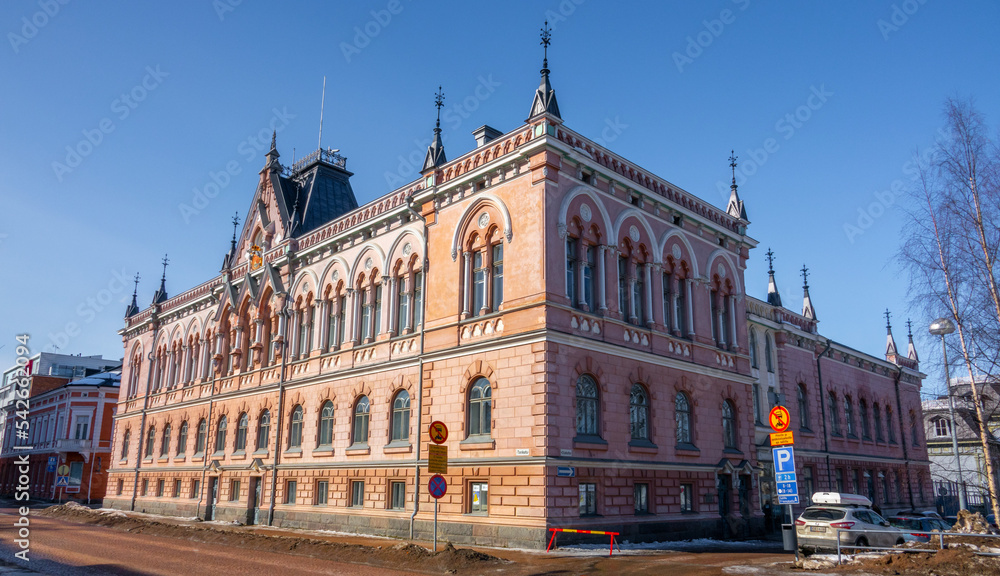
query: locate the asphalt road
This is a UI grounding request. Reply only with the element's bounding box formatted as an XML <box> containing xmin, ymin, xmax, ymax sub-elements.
<box><xmin>0</xmin><ymin>506</ymin><xmax>424</xmax><ymax>576</ymax></box>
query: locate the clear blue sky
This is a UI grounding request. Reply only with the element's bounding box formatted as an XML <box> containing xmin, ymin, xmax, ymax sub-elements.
<box><xmin>2</xmin><ymin>1</ymin><xmax>997</xmax><ymax>395</ymax></box>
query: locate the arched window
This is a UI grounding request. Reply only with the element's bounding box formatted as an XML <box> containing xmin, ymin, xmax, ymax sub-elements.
<box><xmin>630</xmin><ymin>384</ymin><xmax>650</xmax><ymax>441</ymax></box>
<box><xmin>874</xmin><ymin>403</ymin><xmax>883</xmax><ymax>441</ymax></box>
<box><xmin>177</xmin><ymin>421</ymin><xmax>188</xmax><ymax>456</ymax></box>
<box><xmin>844</xmin><ymin>396</ymin><xmax>856</xmax><ymax>437</ymax></box>
<box><xmin>749</xmin><ymin>330</ymin><xmax>759</xmax><ymax>369</ymax></box>
<box><xmin>121</xmin><ymin>430</ymin><xmax>130</xmax><ymax>460</ymax></box>
<box><xmin>798</xmin><ymin>384</ymin><xmax>810</xmax><ymax>430</ymax></box>
<box><xmin>933</xmin><ymin>417</ymin><xmax>951</xmax><ymax>437</ymax></box>
<box><xmin>160</xmin><ymin>424</ymin><xmax>171</xmax><ymax>457</ymax></box>
<box><xmin>828</xmin><ymin>392</ymin><xmax>841</xmax><ymax>435</ymax></box>
<box><xmin>859</xmin><ymin>400</ymin><xmax>871</xmax><ymax>439</ymax></box>
<box><xmin>391</xmin><ymin>390</ymin><xmax>410</xmax><ymax>443</ymax></box>
<box><xmin>214</xmin><ymin>416</ymin><xmax>227</xmax><ymax>453</ymax></box>
<box><xmin>910</xmin><ymin>411</ymin><xmax>920</xmax><ymax>446</ymax></box>
<box><xmin>289</xmin><ymin>405</ymin><xmax>303</xmax><ymax>449</ymax></box>
<box><xmin>566</xmin><ymin>237</ymin><xmax>596</xmax><ymax>312</ymax></box>
<box><xmin>145</xmin><ymin>426</ymin><xmax>155</xmax><ymax>458</ymax></box>
<box><xmin>675</xmin><ymin>392</ymin><xmax>692</xmax><ymax>446</ymax></box>
<box><xmin>722</xmin><ymin>400</ymin><xmax>737</xmax><ymax>449</ymax></box>
<box><xmin>195</xmin><ymin>419</ymin><xmax>207</xmax><ymax>454</ymax></box>
<box><xmin>318</xmin><ymin>401</ymin><xmax>334</xmax><ymax>447</ymax></box>
<box><xmin>468</xmin><ymin>378</ymin><xmax>492</xmax><ymax>438</ymax></box>
<box><xmin>353</xmin><ymin>396</ymin><xmax>370</xmax><ymax>445</ymax></box>
<box><xmin>765</xmin><ymin>335</ymin><xmax>774</xmax><ymax>373</ymax></box>
<box><xmin>886</xmin><ymin>406</ymin><xmax>896</xmax><ymax>443</ymax></box>
<box><xmin>257</xmin><ymin>410</ymin><xmax>270</xmax><ymax>452</ymax></box>
<box><xmin>575</xmin><ymin>375</ymin><xmax>600</xmax><ymax>438</ymax></box>
<box><xmin>235</xmin><ymin>413</ymin><xmax>249</xmax><ymax>451</ymax></box>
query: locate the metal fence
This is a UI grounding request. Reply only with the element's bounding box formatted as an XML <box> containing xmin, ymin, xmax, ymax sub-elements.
<box><xmin>833</xmin><ymin>529</ymin><xmax>1000</xmax><ymax>565</ymax></box>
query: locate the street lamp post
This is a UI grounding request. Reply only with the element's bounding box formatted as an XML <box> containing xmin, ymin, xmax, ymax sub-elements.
<box><xmin>929</xmin><ymin>317</ymin><xmax>967</xmax><ymax>511</ymax></box>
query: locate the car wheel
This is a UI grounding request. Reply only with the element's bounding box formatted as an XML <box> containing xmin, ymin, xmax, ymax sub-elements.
<box><xmin>855</xmin><ymin>536</ymin><xmax>869</xmax><ymax>548</ymax></box>
<box><xmin>896</xmin><ymin>538</ymin><xmax>904</xmax><ymax>546</ymax></box>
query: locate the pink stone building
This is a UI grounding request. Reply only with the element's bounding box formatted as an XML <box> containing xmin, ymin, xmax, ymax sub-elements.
<box><xmin>105</xmin><ymin>36</ymin><xmax>930</xmax><ymax>547</ymax></box>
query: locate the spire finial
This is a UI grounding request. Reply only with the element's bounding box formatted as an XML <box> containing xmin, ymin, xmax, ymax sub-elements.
<box><xmin>160</xmin><ymin>254</ymin><xmax>169</xmax><ymax>282</ymax></box>
<box><xmin>800</xmin><ymin>264</ymin><xmax>810</xmax><ymax>289</ymax></box>
<box><xmin>884</xmin><ymin>308</ymin><xmax>892</xmax><ymax>330</ymax></box>
<box><xmin>540</xmin><ymin>20</ymin><xmax>552</xmax><ymax>71</ymax></box>
<box><xmin>125</xmin><ymin>272</ymin><xmax>141</xmax><ymax>318</ymax></box>
<box><xmin>434</xmin><ymin>85</ymin><xmax>445</xmax><ymax>132</ymax></box>
<box><xmin>906</xmin><ymin>318</ymin><xmax>913</xmax><ymax>338</ymax></box>
<box><xmin>729</xmin><ymin>150</ymin><xmax>738</xmax><ymax>189</ymax></box>
<box><xmin>766</xmin><ymin>248</ymin><xmax>776</xmax><ymax>274</ymax></box>
<box><xmin>230</xmin><ymin>211</ymin><xmax>240</xmax><ymax>252</ymax></box>
<box><xmin>132</xmin><ymin>273</ymin><xmax>140</xmax><ymax>298</ymax></box>
<box><xmin>152</xmin><ymin>254</ymin><xmax>170</xmax><ymax>304</ymax></box>
<box><xmin>270</xmin><ymin>130</ymin><xmax>276</xmax><ymax>151</ymax></box>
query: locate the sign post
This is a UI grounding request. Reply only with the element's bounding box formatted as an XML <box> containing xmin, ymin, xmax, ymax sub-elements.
<box><xmin>770</xmin><ymin>406</ymin><xmax>799</xmax><ymax>562</ymax></box>
<box><xmin>427</xmin><ymin>422</ymin><xmax>449</xmax><ymax>552</ymax></box>
<box><xmin>428</xmin><ymin>474</ymin><xmax>447</xmax><ymax>552</ymax></box>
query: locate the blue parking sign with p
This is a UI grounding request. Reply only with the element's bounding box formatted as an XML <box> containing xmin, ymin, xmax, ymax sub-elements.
<box><xmin>772</xmin><ymin>446</ymin><xmax>799</xmax><ymax>505</ymax></box>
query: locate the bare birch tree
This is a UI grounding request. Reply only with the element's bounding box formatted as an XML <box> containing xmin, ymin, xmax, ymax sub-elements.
<box><xmin>900</xmin><ymin>98</ymin><xmax>1000</xmax><ymax>521</ymax></box>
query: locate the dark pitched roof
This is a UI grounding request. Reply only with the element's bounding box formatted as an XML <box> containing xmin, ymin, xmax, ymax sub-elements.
<box><xmin>269</xmin><ymin>159</ymin><xmax>358</xmax><ymax>238</ymax></box>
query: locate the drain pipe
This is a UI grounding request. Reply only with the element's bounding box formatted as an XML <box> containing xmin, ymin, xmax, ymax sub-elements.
<box><xmin>892</xmin><ymin>365</ymin><xmax>915</xmax><ymax>509</ymax></box>
<box><xmin>130</xmin><ymin>314</ymin><xmax>160</xmax><ymax>512</ymax></box>
<box><xmin>814</xmin><ymin>339</ymin><xmax>833</xmax><ymax>488</ymax></box>
<box><xmin>268</xmin><ymin>275</ymin><xmax>292</xmax><ymax>526</ymax></box>
<box><xmin>407</xmin><ymin>196</ymin><xmax>429</xmax><ymax>539</ymax></box>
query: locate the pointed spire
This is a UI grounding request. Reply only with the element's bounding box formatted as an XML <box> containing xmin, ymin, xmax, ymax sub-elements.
<box><xmin>528</xmin><ymin>20</ymin><xmax>561</xmax><ymax>122</ymax></box>
<box><xmin>906</xmin><ymin>318</ymin><xmax>919</xmax><ymax>361</ymax></box>
<box><xmin>801</xmin><ymin>264</ymin><xmax>817</xmax><ymax>320</ymax></box>
<box><xmin>264</xmin><ymin>130</ymin><xmax>280</xmax><ymax>172</ymax></box>
<box><xmin>726</xmin><ymin>150</ymin><xmax>748</xmax><ymax>221</ymax></box>
<box><xmin>152</xmin><ymin>254</ymin><xmax>169</xmax><ymax>304</ymax></box>
<box><xmin>230</xmin><ymin>211</ymin><xmax>240</xmax><ymax>253</ymax></box>
<box><xmin>422</xmin><ymin>86</ymin><xmax>448</xmax><ymax>172</ymax></box>
<box><xmin>765</xmin><ymin>248</ymin><xmax>782</xmax><ymax>307</ymax></box>
<box><xmin>885</xmin><ymin>308</ymin><xmax>899</xmax><ymax>357</ymax></box>
<box><xmin>125</xmin><ymin>273</ymin><xmax>140</xmax><ymax>318</ymax></box>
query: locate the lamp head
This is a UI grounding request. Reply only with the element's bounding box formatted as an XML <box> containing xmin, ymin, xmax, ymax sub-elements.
<box><xmin>929</xmin><ymin>317</ymin><xmax>956</xmax><ymax>336</ymax></box>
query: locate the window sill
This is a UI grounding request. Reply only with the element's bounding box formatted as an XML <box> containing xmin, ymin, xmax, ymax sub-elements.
<box><xmin>231</xmin><ymin>451</ymin><xmax>247</xmax><ymax>460</ymax></box>
<box><xmin>384</xmin><ymin>443</ymin><xmax>412</xmax><ymax>454</ymax></box>
<box><xmin>283</xmin><ymin>449</ymin><xmax>303</xmax><ymax>459</ymax></box>
<box><xmin>312</xmin><ymin>447</ymin><xmax>334</xmax><ymax>456</ymax></box>
<box><xmin>346</xmin><ymin>444</ymin><xmax>370</xmax><ymax>455</ymax></box>
<box><xmin>799</xmin><ymin>427</ymin><xmax>814</xmax><ymax>435</ymax></box>
<box><xmin>675</xmin><ymin>443</ymin><xmax>700</xmax><ymax>454</ymax></box>
<box><xmin>157</xmin><ymin>457</ymin><xmax>169</xmax><ymax>463</ymax></box>
<box><xmin>459</xmin><ymin>438</ymin><xmax>495</xmax><ymax>450</ymax></box>
<box><xmin>573</xmin><ymin>436</ymin><xmax>608</xmax><ymax>451</ymax></box>
<box><xmin>628</xmin><ymin>440</ymin><xmax>658</xmax><ymax>454</ymax></box>
<box><xmin>211</xmin><ymin>451</ymin><xmax>225</xmax><ymax>458</ymax></box>
<box><xmin>191</xmin><ymin>453</ymin><xmax>205</xmax><ymax>462</ymax></box>
<box><xmin>142</xmin><ymin>457</ymin><xmax>153</xmax><ymax>464</ymax></box>
<box><xmin>173</xmin><ymin>455</ymin><xmax>187</xmax><ymax>462</ymax></box>
<box><xmin>723</xmin><ymin>448</ymin><xmax>743</xmax><ymax>456</ymax></box>
<box><xmin>252</xmin><ymin>449</ymin><xmax>269</xmax><ymax>457</ymax></box>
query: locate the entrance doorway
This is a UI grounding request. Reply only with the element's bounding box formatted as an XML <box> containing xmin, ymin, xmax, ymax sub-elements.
<box><xmin>206</xmin><ymin>477</ymin><xmax>218</xmax><ymax>521</ymax></box>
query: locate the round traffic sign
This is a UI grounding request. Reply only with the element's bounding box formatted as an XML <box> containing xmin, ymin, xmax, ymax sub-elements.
<box><xmin>428</xmin><ymin>421</ymin><xmax>448</xmax><ymax>444</ymax></box>
<box><xmin>428</xmin><ymin>474</ymin><xmax>447</xmax><ymax>499</ymax></box>
<box><xmin>57</xmin><ymin>464</ymin><xmax>70</xmax><ymax>476</ymax></box>
<box><xmin>769</xmin><ymin>406</ymin><xmax>790</xmax><ymax>433</ymax></box>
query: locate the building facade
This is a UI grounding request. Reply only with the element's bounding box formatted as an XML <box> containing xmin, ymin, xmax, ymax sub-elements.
<box><xmin>923</xmin><ymin>377</ymin><xmax>1000</xmax><ymax>516</ymax></box>
<box><xmin>105</xmin><ymin>40</ymin><xmax>930</xmax><ymax>547</ymax></box>
<box><xmin>0</xmin><ymin>369</ymin><xmax>121</xmax><ymax>502</ymax></box>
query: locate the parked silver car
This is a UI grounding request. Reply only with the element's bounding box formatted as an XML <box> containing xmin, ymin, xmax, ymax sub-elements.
<box><xmin>795</xmin><ymin>494</ymin><xmax>905</xmax><ymax>551</ymax></box>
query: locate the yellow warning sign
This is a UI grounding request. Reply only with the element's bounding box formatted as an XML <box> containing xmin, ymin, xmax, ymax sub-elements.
<box><xmin>770</xmin><ymin>431</ymin><xmax>794</xmax><ymax>446</ymax></box>
<box><xmin>427</xmin><ymin>444</ymin><xmax>448</xmax><ymax>474</ymax></box>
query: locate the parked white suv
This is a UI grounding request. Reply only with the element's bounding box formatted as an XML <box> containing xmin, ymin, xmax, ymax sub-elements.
<box><xmin>795</xmin><ymin>492</ymin><xmax>905</xmax><ymax>552</ymax></box>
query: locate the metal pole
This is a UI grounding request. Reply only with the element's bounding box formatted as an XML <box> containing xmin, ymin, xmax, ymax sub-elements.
<box><xmin>941</xmin><ymin>334</ymin><xmax>968</xmax><ymax>510</ymax></box>
<box><xmin>788</xmin><ymin>504</ymin><xmax>799</xmax><ymax>563</ymax></box>
<box><xmin>433</xmin><ymin>499</ymin><xmax>438</xmax><ymax>552</ymax></box>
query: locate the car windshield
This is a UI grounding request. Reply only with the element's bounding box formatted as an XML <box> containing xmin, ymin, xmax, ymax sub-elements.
<box><xmin>802</xmin><ymin>508</ymin><xmax>846</xmax><ymax>521</ymax></box>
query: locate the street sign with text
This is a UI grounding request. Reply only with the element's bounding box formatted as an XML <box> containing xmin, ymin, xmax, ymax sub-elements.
<box><xmin>773</xmin><ymin>445</ymin><xmax>799</xmax><ymax>505</ymax></box>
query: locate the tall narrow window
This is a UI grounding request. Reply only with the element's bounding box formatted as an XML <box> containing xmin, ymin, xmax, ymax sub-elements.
<box><xmin>391</xmin><ymin>390</ymin><xmax>410</xmax><ymax>443</ymax></box>
<box><xmin>214</xmin><ymin>416</ymin><xmax>227</xmax><ymax>454</ymax></box>
<box><xmin>121</xmin><ymin>430</ymin><xmax>130</xmax><ymax>460</ymax></box>
<box><xmin>618</xmin><ymin>256</ymin><xmax>628</xmax><ymax>317</ymax></box>
<box><xmin>887</xmin><ymin>407</ymin><xmax>896</xmax><ymax>443</ymax></box>
<box><xmin>468</xmin><ymin>378</ymin><xmax>492</xmax><ymax>438</ymax></box>
<box><xmin>752</xmin><ymin>384</ymin><xmax>762</xmax><ymax>424</ymax></box>
<box><xmin>566</xmin><ymin>237</ymin><xmax>578</xmax><ymax>306</ymax></box>
<box><xmin>710</xmin><ymin>289</ymin><xmax>719</xmax><ymax>342</ymax></box>
<box><xmin>675</xmin><ymin>277</ymin><xmax>686</xmax><ymax>334</ymax></box>
<box><xmin>860</xmin><ymin>400</ymin><xmax>871</xmax><ymax>439</ymax></box>
<box><xmin>256</xmin><ymin>410</ymin><xmax>270</xmax><ymax>452</ymax></box>
<box><xmin>910</xmin><ymin>412</ymin><xmax>919</xmax><ymax>447</ymax></box>
<box><xmin>329</xmin><ymin>295</ymin><xmax>345</xmax><ymax>349</ymax></box>
<box><xmin>798</xmin><ymin>384</ymin><xmax>810</xmax><ymax>430</ymax></box>
<box><xmin>629</xmin><ymin>384</ymin><xmax>649</xmax><ymax>442</ymax></box>
<box><xmin>675</xmin><ymin>392</ymin><xmax>692</xmax><ymax>446</ymax></box>
<box><xmin>195</xmin><ymin>419</ymin><xmax>207</xmax><ymax>454</ymax></box>
<box><xmin>722</xmin><ymin>400</ymin><xmax>738</xmax><ymax>449</ymax></box>
<box><xmin>583</xmin><ymin>245</ymin><xmax>595</xmax><ymax>310</ymax></box>
<box><xmin>353</xmin><ymin>396</ymin><xmax>370</xmax><ymax>445</ymax></box>
<box><xmin>318</xmin><ymin>401</ymin><xmax>334</xmax><ymax>447</ymax></box>
<box><xmin>749</xmin><ymin>330</ymin><xmax>759</xmax><ymax>369</ymax></box>
<box><xmin>235</xmin><ymin>413</ymin><xmax>248</xmax><ymax>452</ymax></box>
<box><xmin>633</xmin><ymin>263</ymin><xmax>645</xmax><ymax>324</ymax></box>
<box><xmin>845</xmin><ymin>396</ymin><xmax>856</xmax><ymax>437</ymax></box>
<box><xmin>289</xmin><ymin>405</ymin><xmax>303</xmax><ymax>449</ymax></box>
<box><xmin>397</xmin><ymin>277</ymin><xmax>410</xmax><ymax>334</ymax></box>
<box><xmin>177</xmin><ymin>421</ymin><xmax>188</xmax><ymax>456</ymax></box>
<box><xmin>874</xmin><ymin>403</ymin><xmax>883</xmax><ymax>441</ymax></box>
<box><xmin>575</xmin><ymin>375</ymin><xmax>600</xmax><ymax>438</ymax></box>
<box><xmin>765</xmin><ymin>336</ymin><xmax>774</xmax><ymax>373</ymax></box>
<box><xmin>473</xmin><ymin>251</ymin><xmax>486</xmax><ymax>315</ymax></box>
<box><xmin>145</xmin><ymin>426</ymin><xmax>155</xmax><ymax>458</ymax></box>
<box><xmin>412</xmin><ymin>271</ymin><xmax>424</xmax><ymax>327</ymax></box>
<box><xmin>360</xmin><ymin>289</ymin><xmax>372</xmax><ymax>341</ymax></box>
<box><xmin>160</xmin><ymin>424</ymin><xmax>171</xmax><ymax>457</ymax></box>
<box><xmin>829</xmin><ymin>393</ymin><xmax>841</xmax><ymax>436</ymax></box>
<box><xmin>373</xmin><ymin>280</ymin><xmax>382</xmax><ymax>336</ymax></box>
<box><xmin>492</xmin><ymin>244</ymin><xmax>503</xmax><ymax>311</ymax></box>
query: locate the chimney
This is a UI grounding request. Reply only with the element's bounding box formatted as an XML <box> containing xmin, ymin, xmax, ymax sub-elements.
<box><xmin>472</xmin><ymin>125</ymin><xmax>503</xmax><ymax>148</ymax></box>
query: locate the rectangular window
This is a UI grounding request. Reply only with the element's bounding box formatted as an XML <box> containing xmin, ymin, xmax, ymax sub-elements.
<box><xmin>566</xmin><ymin>238</ymin><xmax>577</xmax><ymax>306</ymax></box>
<box><xmin>680</xmin><ymin>483</ymin><xmax>694</xmax><ymax>512</ymax></box>
<box><xmin>230</xmin><ymin>480</ymin><xmax>241</xmax><ymax>501</ymax></box>
<box><xmin>330</xmin><ymin>296</ymin><xmax>345</xmax><ymax>348</ymax></box>
<box><xmin>710</xmin><ymin>289</ymin><xmax>719</xmax><ymax>342</ymax></box>
<box><xmin>579</xmin><ymin>482</ymin><xmax>597</xmax><ymax>516</ymax></box>
<box><xmin>191</xmin><ymin>479</ymin><xmax>200</xmax><ymax>499</ymax></box>
<box><xmin>361</xmin><ymin>297</ymin><xmax>372</xmax><ymax>341</ymax></box>
<box><xmin>73</xmin><ymin>415</ymin><xmax>90</xmax><ymax>440</ymax></box>
<box><xmin>492</xmin><ymin>244</ymin><xmax>503</xmax><ymax>311</ymax></box>
<box><xmin>391</xmin><ymin>481</ymin><xmax>406</xmax><ymax>510</ymax></box>
<box><xmin>173</xmin><ymin>479</ymin><xmax>182</xmax><ymax>498</ymax></box>
<box><xmin>675</xmin><ymin>279</ymin><xmax>686</xmax><ymax>334</ymax></box>
<box><xmin>117</xmin><ymin>479</ymin><xmax>124</xmax><ymax>496</ymax></box>
<box><xmin>802</xmin><ymin>467</ymin><xmax>814</xmax><ymax>505</ymax></box>
<box><xmin>583</xmin><ymin>245</ymin><xmax>595</xmax><ymax>310</ymax></box>
<box><xmin>471</xmin><ymin>482</ymin><xmax>488</xmax><ymax>514</ymax></box>
<box><xmin>473</xmin><ymin>251</ymin><xmax>486</xmax><ymax>315</ymax></box>
<box><xmin>316</xmin><ymin>480</ymin><xmax>329</xmax><ymax>505</ymax></box>
<box><xmin>632</xmin><ymin>264</ymin><xmax>644</xmax><ymax>324</ymax></box>
<box><xmin>351</xmin><ymin>481</ymin><xmax>364</xmax><ymax>507</ymax></box>
<box><xmin>397</xmin><ymin>280</ymin><xmax>410</xmax><ymax>333</ymax></box>
<box><xmin>412</xmin><ymin>271</ymin><xmax>423</xmax><ymax>327</ymax></box>
<box><xmin>141</xmin><ymin>479</ymin><xmax>149</xmax><ymax>496</ymax></box>
<box><xmin>373</xmin><ymin>283</ymin><xmax>382</xmax><ymax>336</ymax></box>
<box><xmin>634</xmin><ymin>483</ymin><xmax>649</xmax><ymax>515</ymax></box>
<box><xmin>836</xmin><ymin>468</ymin><xmax>845</xmax><ymax>493</ymax></box>
<box><xmin>753</xmin><ymin>384</ymin><xmax>762</xmax><ymax>424</ymax></box>
<box><xmin>156</xmin><ymin>479</ymin><xmax>165</xmax><ymax>497</ymax></box>
<box><xmin>618</xmin><ymin>256</ymin><xmax>628</xmax><ymax>316</ymax></box>
<box><xmin>286</xmin><ymin>480</ymin><xmax>297</xmax><ymax>504</ymax></box>
<box><xmin>662</xmin><ymin>272</ymin><xmax>673</xmax><ymax>329</ymax></box>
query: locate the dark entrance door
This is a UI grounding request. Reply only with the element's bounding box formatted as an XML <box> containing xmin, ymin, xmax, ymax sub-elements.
<box><xmin>247</xmin><ymin>477</ymin><xmax>262</xmax><ymax>525</ymax></box>
<box><xmin>718</xmin><ymin>475</ymin><xmax>732</xmax><ymax>538</ymax></box>
<box><xmin>206</xmin><ymin>477</ymin><xmax>218</xmax><ymax>521</ymax></box>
